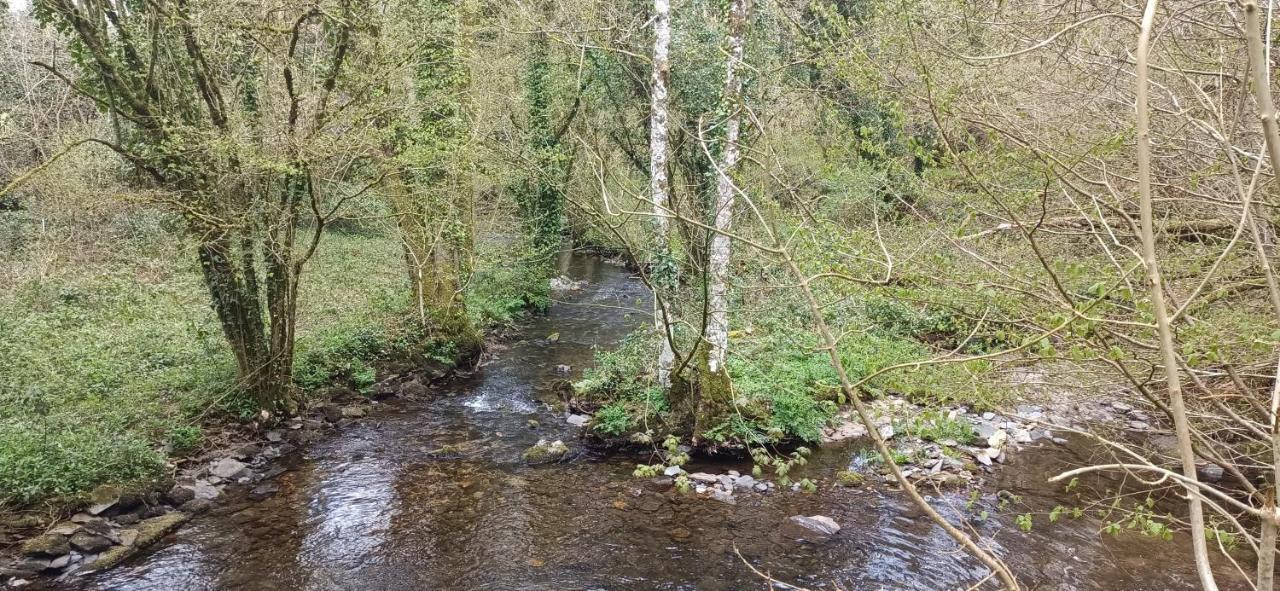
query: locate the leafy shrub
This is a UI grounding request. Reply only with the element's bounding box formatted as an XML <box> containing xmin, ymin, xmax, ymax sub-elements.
<box><xmin>593</xmin><ymin>403</ymin><xmax>632</xmax><ymax>436</ymax></box>
<box><xmin>166</xmin><ymin>425</ymin><xmax>204</xmax><ymax>454</ymax></box>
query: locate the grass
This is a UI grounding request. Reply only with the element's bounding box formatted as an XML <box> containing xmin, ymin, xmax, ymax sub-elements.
<box><xmin>0</xmin><ymin>208</ymin><xmax>547</xmax><ymax>508</ymax></box>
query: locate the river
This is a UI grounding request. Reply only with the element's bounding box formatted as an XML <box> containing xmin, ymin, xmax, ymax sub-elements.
<box><xmin>70</xmin><ymin>253</ymin><xmax>1248</xmax><ymax>590</ymax></box>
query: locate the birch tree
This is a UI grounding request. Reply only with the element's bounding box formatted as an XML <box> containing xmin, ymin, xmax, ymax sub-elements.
<box><xmin>650</xmin><ymin>0</ymin><xmax>675</xmax><ymax>387</ymax></box>
<box><xmin>702</xmin><ymin>0</ymin><xmax>747</xmax><ymax>389</ymax></box>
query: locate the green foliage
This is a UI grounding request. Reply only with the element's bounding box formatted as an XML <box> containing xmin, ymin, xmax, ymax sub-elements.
<box><xmin>593</xmin><ymin>403</ymin><xmax>632</xmax><ymax>436</ymax></box>
<box><xmin>0</xmin><ymin>419</ymin><xmax>165</xmax><ymax>506</ymax></box>
<box><xmin>575</xmin><ymin>332</ymin><xmax>670</xmax><ymax>431</ymax></box>
<box><xmin>897</xmin><ymin>410</ymin><xmax>977</xmax><ymax>444</ymax></box>
<box><xmin>466</xmin><ymin>254</ymin><xmax>552</xmax><ymax>327</ymax></box>
<box><xmin>166</xmin><ymin>425</ymin><xmax>204</xmax><ymax>455</ymax></box>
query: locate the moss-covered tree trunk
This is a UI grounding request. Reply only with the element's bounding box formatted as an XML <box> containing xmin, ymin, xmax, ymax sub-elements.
<box><xmin>691</xmin><ymin>0</ymin><xmax>748</xmax><ymax>439</ymax></box>
<box><xmin>382</xmin><ymin>0</ymin><xmax>481</xmax><ymax>360</ymax></box>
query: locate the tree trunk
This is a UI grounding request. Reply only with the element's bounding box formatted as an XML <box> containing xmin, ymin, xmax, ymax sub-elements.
<box><xmin>650</xmin><ymin>0</ymin><xmax>675</xmax><ymax>388</ymax></box>
<box><xmin>1134</xmin><ymin>3</ymin><xmax>1219</xmax><ymax>589</ymax></box>
<box><xmin>690</xmin><ymin>0</ymin><xmax>748</xmax><ymax>440</ymax></box>
<box><xmin>705</xmin><ymin>0</ymin><xmax>746</xmax><ymax>376</ymax></box>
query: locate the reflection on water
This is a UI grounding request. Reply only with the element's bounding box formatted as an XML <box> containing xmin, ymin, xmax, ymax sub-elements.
<box><xmin>73</xmin><ymin>253</ymin><xmax>1248</xmax><ymax>591</ymax></box>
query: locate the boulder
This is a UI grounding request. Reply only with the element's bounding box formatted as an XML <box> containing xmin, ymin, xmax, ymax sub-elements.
<box><xmin>782</xmin><ymin>515</ymin><xmax>841</xmax><ymax>542</ymax></box>
<box><xmin>86</xmin><ymin>485</ymin><xmax>121</xmax><ymax>516</ymax></box>
<box><xmin>733</xmin><ymin>475</ymin><xmax>757</xmax><ymax>490</ymax></box>
<box><xmin>165</xmin><ymin>485</ymin><xmax>196</xmax><ymax>506</ymax></box>
<box><xmin>521</xmin><ymin>439</ymin><xmax>569</xmax><ymax>464</ymax></box>
<box><xmin>69</xmin><ymin>531</ymin><xmax>113</xmax><ymax>554</ymax></box>
<box><xmin>21</xmin><ymin>533</ymin><xmax>70</xmax><ymax>557</ymax></box>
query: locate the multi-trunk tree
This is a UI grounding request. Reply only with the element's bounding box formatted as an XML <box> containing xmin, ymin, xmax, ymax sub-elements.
<box><xmin>35</xmin><ymin>0</ymin><xmax>369</xmax><ymax>414</ymax></box>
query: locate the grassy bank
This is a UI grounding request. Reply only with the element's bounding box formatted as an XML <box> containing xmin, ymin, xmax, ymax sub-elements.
<box><xmin>0</xmin><ymin>208</ymin><xmax>546</xmax><ymax>509</ymax></box>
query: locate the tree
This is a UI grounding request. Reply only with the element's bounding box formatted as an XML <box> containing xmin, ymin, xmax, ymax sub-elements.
<box><xmin>650</xmin><ymin>0</ymin><xmax>676</xmax><ymax>387</ymax></box>
<box><xmin>380</xmin><ymin>0</ymin><xmax>481</xmax><ymax>356</ymax></box>
<box><xmin>34</xmin><ymin>0</ymin><xmax>367</xmax><ymax>414</ymax></box>
<box><xmin>687</xmin><ymin>0</ymin><xmax>749</xmax><ymax>437</ymax></box>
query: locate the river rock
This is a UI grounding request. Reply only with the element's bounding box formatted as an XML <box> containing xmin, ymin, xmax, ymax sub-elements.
<box><xmin>733</xmin><ymin>475</ymin><xmax>756</xmax><ymax>490</ymax></box>
<box><xmin>48</xmin><ymin>523</ymin><xmax>79</xmax><ymax>536</ymax></box>
<box><xmin>566</xmin><ymin>413</ymin><xmax>590</xmax><ymax>427</ymax></box>
<box><xmin>782</xmin><ymin>515</ymin><xmax>841</xmax><ymax>542</ymax></box>
<box><xmin>1198</xmin><ymin>463</ymin><xmax>1225</xmax><ymax>483</ymax></box>
<box><xmin>211</xmin><ymin>458</ymin><xmax>247</xmax><ymax>480</ymax></box>
<box><xmin>68</xmin><ymin>531</ymin><xmax>113</xmax><ymax>554</ymax></box>
<box><xmin>400</xmin><ymin>379</ymin><xmax>429</xmax><ymax>398</ymax></box>
<box><xmin>86</xmin><ymin>485</ymin><xmax>121</xmax><ymax>516</ymax></box>
<box><xmin>192</xmin><ymin>481</ymin><xmax>221</xmax><ymax>501</ymax></box>
<box><xmin>718</xmin><ymin>475</ymin><xmax>735</xmax><ymax>489</ymax></box>
<box><xmin>709</xmin><ymin>489</ymin><xmax>735</xmax><ymax>505</ymax></box>
<box><xmin>823</xmin><ymin>420</ymin><xmax>868</xmax><ymax>442</ymax></box>
<box><xmin>165</xmin><ymin>484</ymin><xmax>196</xmax><ymax>506</ymax></box>
<box><xmin>86</xmin><ymin>512</ymin><xmax>189</xmax><ymax>572</ymax></box>
<box><xmin>688</xmin><ymin>472</ymin><xmax>719</xmax><ymax>485</ymax></box>
<box><xmin>113</xmin><ymin>512</ymin><xmax>141</xmax><ymax>526</ymax></box>
<box><xmin>21</xmin><ymin>533</ymin><xmax>70</xmax><ymax>557</ymax></box>
<box><xmin>663</xmin><ymin>465</ymin><xmax>686</xmax><ymax>477</ymax></box>
<box><xmin>521</xmin><ymin>439</ymin><xmax>569</xmax><ymax>464</ymax></box>
<box><xmin>555</xmin><ymin>364</ymin><xmax>572</xmax><ymax>376</ymax></box>
<box><xmin>317</xmin><ymin>404</ymin><xmax>343</xmax><ymax>423</ymax></box>
<box><xmin>877</xmin><ymin>424</ymin><xmax>896</xmax><ymax>440</ymax></box>
<box><xmin>986</xmin><ymin>430</ymin><xmax>1008</xmax><ymax>450</ymax></box>
<box><xmin>341</xmin><ymin>406</ymin><xmax>368</xmax><ymax>419</ymax></box>
<box><xmin>46</xmin><ymin>554</ymin><xmax>71</xmax><ymax>570</ymax></box>
<box><xmin>1011</xmin><ymin>428</ymin><xmax>1033</xmax><ymax>444</ymax></box>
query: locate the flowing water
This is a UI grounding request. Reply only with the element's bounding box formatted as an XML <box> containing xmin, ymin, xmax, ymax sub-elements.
<box><xmin>71</xmin><ymin>253</ymin><xmax>1249</xmax><ymax>590</ymax></box>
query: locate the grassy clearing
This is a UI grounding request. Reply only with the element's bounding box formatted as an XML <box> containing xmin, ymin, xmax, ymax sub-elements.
<box><xmin>0</xmin><ymin>208</ymin><xmax>545</xmax><ymax>508</ymax></box>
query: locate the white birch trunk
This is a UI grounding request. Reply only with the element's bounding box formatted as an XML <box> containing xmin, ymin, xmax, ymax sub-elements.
<box><xmin>706</xmin><ymin>0</ymin><xmax>747</xmax><ymax>374</ymax></box>
<box><xmin>650</xmin><ymin>0</ymin><xmax>675</xmax><ymax>387</ymax></box>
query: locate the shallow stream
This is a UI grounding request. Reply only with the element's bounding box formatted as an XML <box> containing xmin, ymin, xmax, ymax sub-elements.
<box><xmin>71</xmin><ymin>253</ymin><xmax>1248</xmax><ymax>590</ymax></box>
